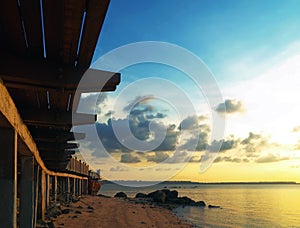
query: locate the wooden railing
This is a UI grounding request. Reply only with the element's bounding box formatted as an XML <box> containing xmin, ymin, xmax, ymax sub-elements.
<box><xmin>66</xmin><ymin>157</ymin><xmax>89</xmax><ymax>176</ymax></box>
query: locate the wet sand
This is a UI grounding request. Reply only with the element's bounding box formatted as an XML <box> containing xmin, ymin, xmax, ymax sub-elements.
<box><xmin>53</xmin><ymin>195</ymin><xmax>193</xmax><ymax>228</ymax></box>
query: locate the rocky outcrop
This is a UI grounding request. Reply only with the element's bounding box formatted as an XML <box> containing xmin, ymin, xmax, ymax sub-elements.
<box><xmin>114</xmin><ymin>192</ymin><xmax>127</xmax><ymax>198</ymax></box>
<box><xmin>148</xmin><ymin>190</ymin><xmax>166</xmax><ymax>203</ymax></box>
<box><xmin>135</xmin><ymin>193</ymin><xmax>148</xmax><ymax>198</ymax></box>
<box><xmin>146</xmin><ymin>189</ymin><xmax>207</xmax><ymax>207</ymax></box>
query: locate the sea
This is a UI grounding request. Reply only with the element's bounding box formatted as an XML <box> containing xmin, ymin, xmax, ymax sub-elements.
<box><xmin>99</xmin><ymin>182</ymin><xmax>300</xmax><ymax>227</ymax></box>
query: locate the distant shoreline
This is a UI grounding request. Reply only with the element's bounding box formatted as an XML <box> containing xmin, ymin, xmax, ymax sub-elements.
<box><xmin>102</xmin><ymin>180</ymin><xmax>299</xmax><ymax>185</ymax></box>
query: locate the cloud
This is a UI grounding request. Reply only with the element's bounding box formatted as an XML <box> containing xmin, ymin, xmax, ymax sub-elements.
<box><xmin>241</xmin><ymin>132</ymin><xmax>269</xmax><ymax>155</ymax></box>
<box><xmin>146</xmin><ymin>113</ymin><xmax>166</xmax><ymax>119</ymax></box>
<box><xmin>110</xmin><ymin>166</ymin><xmax>129</xmax><ymax>172</ymax></box>
<box><xmin>215</xmin><ymin>99</ymin><xmax>244</xmax><ymax>114</ymax></box>
<box><xmin>255</xmin><ymin>153</ymin><xmax>289</xmax><ymax>163</ymax></box>
<box><xmin>146</xmin><ymin>151</ymin><xmax>169</xmax><ymax>163</ymax></box>
<box><xmin>292</xmin><ymin>126</ymin><xmax>300</xmax><ymax>132</ymax></box>
<box><xmin>293</xmin><ymin>140</ymin><xmax>300</xmax><ymax>150</ymax></box>
<box><xmin>120</xmin><ymin>153</ymin><xmax>141</xmax><ymax>163</ymax></box>
<box><xmin>77</xmin><ymin>93</ymin><xmax>107</xmax><ymax>114</ymax></box>
<box><xmin>208</xmin><ymin>137</ymin><xmax>238</xmax><ymax>152</ymax></box>
<box><xmin>123</xmin><ymin>95</ymin><xmax>155</xmax><ymax>112</ymax></box>
<box><xmin>214</xmin><ymin>156</ymin><xmax>242</xmax><ymax>163</ymax></box>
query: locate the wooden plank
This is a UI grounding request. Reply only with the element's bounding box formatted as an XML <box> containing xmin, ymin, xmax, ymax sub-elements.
<box><xmin>21</xmin><ymin>109</ymin><xmax>96</xmax><ymax>127</ymax></box>
<box><xmin>42</xmin><ymin>0</ymin><xmax>64</xmax><ymax>60</ymax></box>
<box><xmin>0</xmin><ymin>53</ymin><xmax>121</xmax><ymax>92</ymax></box>
<box><xmin>77</xmin><ymin>0</ymin><xmax>110</xmax><ymax>67</ymax></box>
<box><xmin>34</xmin><ymin>132</ymin><xmax>85</xmax><ymax>142</ymax></box>
<box><xmin>37</xmin><ymin>142</ymin><xmax>79</xmax><ymax>151</ymax></box>
<box><xmin>63</xmin><ymin>0</ymin><xmax>86</xmax><ymax>65</ymax></box>
<box><xmin>0</xmin><ymin>80</ymin><xmax>87</xmax><ymax>179</ymax></box>
<box><xmin>19</xmin><ymin>0</ymin><xmax>43</xmax><ymax>57</ymax></box>
<box><xmin>0</xmin><ymin>0</ymin><xmax>27</xmax><ymax>52</ymax></box>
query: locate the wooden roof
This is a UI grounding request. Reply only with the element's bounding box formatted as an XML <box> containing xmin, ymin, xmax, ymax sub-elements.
<box><xmin>0</xmin><ymin>0</ymin><xmax>120</xmax><ymax>172</ymax></box>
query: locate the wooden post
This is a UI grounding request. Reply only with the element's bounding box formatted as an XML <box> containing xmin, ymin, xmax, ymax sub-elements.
<box><xmin>0</xmin><ymin>127</ymin><xmax>17</xmax><ymax>227</ymax></box>
<box><xmin>53</xmin><ymin>176</ymin><xmax>57</xmax><ymax>203</ymax></box>
<box><xmin>66</xmin><ymin>177</ymin><xmax>70</xmax><ymax>202</ymax></box>
<box><xmin>40</xmin><ymin>171</ymin><xmax>46</xmax><ymax>221</ymax></box>
<box><xmin>20</xmin><ymin>156</ymin><xmax>35</xmax><ymax>228</ymax></box>
<box><xmin>34</xmin><ymin>165</ymin><xmax>40</xmax><ymax>227</ymax></box>
<box><xmin>46</xmin><ymin>174</ymin><xmax>50</xmax><ymax>208</ymax></box>
<box><xmin>78</xmin><ymin>179</ymin><xmax>82</xmax><ymax>196</ymax></box>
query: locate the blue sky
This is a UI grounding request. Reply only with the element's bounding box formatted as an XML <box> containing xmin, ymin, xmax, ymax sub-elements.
<box><xmin>93</xmin><ymin>0</ymin><xmax>300</xmax><ymax>82</ymax></box>
<box><xmin>76</xmin><ymin>1</ymin><xmax>300</xmax><ymax>182</ymax></box>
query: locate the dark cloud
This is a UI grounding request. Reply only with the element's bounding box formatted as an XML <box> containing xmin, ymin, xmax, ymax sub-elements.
<box><xmin>214</xmin><ymin>156</ymin><xmax>242</xmax><ymax>163</ymax></box>
<box><xmin>215</xmin><ymin>99</ymin><xmax>244</xmax><ymax>114</ymax></box>
<box><xmin>208</xmin><ymin>137</ymin><xmax>238</xmax><ymax>152</ymax></box>
<box><xmin>146</xmin><ymin>113</ymin><xmax>166</xmax><ymax>119</ymax></box>
<box><xmin>120</xmin><ymin>153</ymin><xmax>141</xmax><ymax>163</ymax></box>
<box><xmin>180</xmin><ymin>123</ymin><xmax>210</xmax><ymax>151</ymax></box>
<box><xmin>123</xmin><ymin>95</ymin><xmax>155</xmax><ymax>112</ymax></box>
<box><xmin>255</xmin><ymin>153</ymin><xmax>289</xmax><ymax>163</ymax></box>
<box><xmin>178</xmin><ymin>115</ymin><xmax>199</xmax><ymax>130</ymax></box>
<box><xmin>241</xmin><ymin>132</ymin><xmax>269</xmax><ymax>155</ymax></box>
<box><xmin>155</xmin><ymin>124</ymin><xmax>179</xmax><ymax>151</ymax></box>
<box><xmin>146</xmin><ymin>152</ymin><xmax>169</xmax><ymax>163</ymax></box>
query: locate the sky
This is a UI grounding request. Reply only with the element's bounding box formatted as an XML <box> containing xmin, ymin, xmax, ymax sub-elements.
<box><xmin>75</xmin><ymin>0</ymin><xmax>300</xmax><ymax>183</ymax></box>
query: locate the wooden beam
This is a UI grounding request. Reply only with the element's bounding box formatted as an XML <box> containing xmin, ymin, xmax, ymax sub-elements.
<box><xmin>21</xmin><ymin>109</ymin><xmax>96</xmax><ymax>127</ymax></box>
<box><xmin>0</xmin><ymin>53</ymin><xmax>120</xmax><ymax>92</ymax></box>
<box><xmin>0</xmin><ymin>80</ymin><xmax>87</xmax><ymax>179</ymax></box>
<box><xmin>37</xmin><ymin>142</ymin><xmax>79</xmax><ymax>151</ymax></box>
<box><xmin>33</xmin><ymin>132</ymin><xmax>85</xmax><ymax>142</ymax></box>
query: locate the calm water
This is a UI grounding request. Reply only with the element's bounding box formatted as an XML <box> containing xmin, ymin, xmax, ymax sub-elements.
<box><xmin>99</xmin><ymin>183</ymin><xmax>300</xmax><ymax>227</ymax></box>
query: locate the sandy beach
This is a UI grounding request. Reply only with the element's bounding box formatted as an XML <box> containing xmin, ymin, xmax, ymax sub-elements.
<box><xmin>52</xmin><ymin>195</ymin><xmax>193</xmax><ymax>228</ymax></box>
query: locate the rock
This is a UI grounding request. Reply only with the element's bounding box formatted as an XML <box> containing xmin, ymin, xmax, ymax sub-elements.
<box><xmin>47</xmin><ymin>222</ymin><xmax>55</xmax><ymax>228</ymax></box>
<box><xmin>161</xmin><ymin>189</ymin><xmax>171</xmax><ymax>195</ymax></box>
<box><xmin>208</xmin><ymin>204</ymin><xmax>220</xmax><ymax>208</ymax></box>
<box><xmin>192</xmin><ymin>201</ymin><xmax>206</xmax><ymax>207</ymax></box>
<box><xmin>135</xmin><ymin>192</ymin><xmax>147</xmax><ymax>198</ymax></box>
<box><xmin>148</xmin><ymin>190</ymin><xmax>166</xmax><ymax>203</ymax></box>
<box><xmin>62</xmin><ymin>209</ymin><xmax>70</xmax><ymax>214</ymax></box>
<box><xmin>114</xmin><ymin>192</ymin><xmax>127</xmax><ymax>198</ymax></box>
<box><xmin>169</xmin><ymin>196</ymin><xmax>195</xmax><ymax>205</ymax></box>
<box><xmin>167</xmin><ymin>190</ymin><xmax>178</xmax><ymax>200</ymax></box>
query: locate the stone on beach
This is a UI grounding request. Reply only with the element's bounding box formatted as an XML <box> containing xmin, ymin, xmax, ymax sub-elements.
<box><xmin>114</xmin><ymin>192</ymin><xmax>127</xmax><ymax>198</ymax></box>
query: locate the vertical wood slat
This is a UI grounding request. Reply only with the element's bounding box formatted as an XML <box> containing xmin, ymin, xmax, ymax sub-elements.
<box><xmin>77</xmin><ymin>0</ymin><xmax>110</xmax><ymax>68</ymax></box>
<box><xmin>63</xmin><ymin>0</ymin><xmax>86</xmax><ymax>65</ymax></box>
<box><xmin>42</xmin><ymin>0</ymin><xmax>64</xmax><ymax>61</ymax></box>
<box><xmin>0</xmin><ymin>0</ymin><xmax>27</xmax><ymax>53</ymax></box>
<box><xmin>19</xmin><ymin>0</ymin><xmax>43</xmax><ymax>57</ymax></box>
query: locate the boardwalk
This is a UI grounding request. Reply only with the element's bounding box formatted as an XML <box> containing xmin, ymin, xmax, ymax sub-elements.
<box><xmin>0</xmin><ymin>0</ymin><xmax>120</xmax><ymax>227</ymax></box>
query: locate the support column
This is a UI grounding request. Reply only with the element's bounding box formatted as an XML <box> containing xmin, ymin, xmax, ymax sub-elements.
<box><xmin>66</xmin><ymin>177</ymin><xmax>70</xmax><ymax>202</ymax></box>
<box><xmin>72</xmin><ymin>178</ymin><xmax>76</xmax><ymax>197</ymax></box>
<box><xmin>52</xmin><ymin>176</ymin><xmax>57</xmax><ymax>203</ymax></box>
<box><xmin>46</xmin><ymin>174</ymin><xmax>50</xmax><ymax>208</ymax></box>
<box><xmin>0</xmin><ymin>127</ymin><xmax>17</xmax><ymax>227</ymax></box>
<box><xmin>20</xmin><ymin>156</ymin><xmax>35</xmax><ymax>228</ymax></box>
<box><xmin>41</xmin><ymin>171</ymin><xmax>46</xmax><ymax>221</ymax></box>
<box><xmin>34</xmin><ymin>165</ymin><xmax>40</xmax><ymax>227</ymax></box>
<box><xmin>78</xmin><ymin>179</ymin><xmax>82</xmax><ymax>196</ymax></box>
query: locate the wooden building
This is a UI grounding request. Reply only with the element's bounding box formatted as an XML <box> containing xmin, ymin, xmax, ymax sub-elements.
<box><xmin>0</xmin><ymin>0</ymin><xmax>120</xmax><ymax>227</ymax></box>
